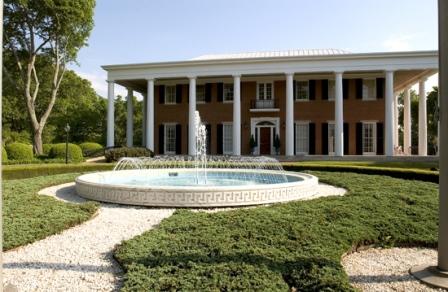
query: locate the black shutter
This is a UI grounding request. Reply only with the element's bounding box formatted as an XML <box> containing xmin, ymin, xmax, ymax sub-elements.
<box><xmin>206</xmin><ymin>124</ymin><xmax>211</xmax><ymax>154</ymax></box>
<box><xmin>309</xmin><ymin>123</ymin><xmax>316</xmax><ymax>155</ymax></box>
<box><xmin>355</xmin><ymin>79</ymin><xmax>363</xmax><ymax>99</ymax></box>
<box><xmin>356</xmin><ymin>123</ymin><xmax>363</xmax><ymax>155</ymax></box>
<box><xmin>322</xmin><ymin>123</ymin><xmax>328</xmax><ymax>155</ymax></box>
<box><xmin>175</xmin><ymin>124</ymin><xmax>182</xmax><ymax>154</ymax></box>
<box><xmin>217</xmin><ymin>124</ymin><xmax>223</xmax><ymax>154</ymax></box>
<box><xmin>293</xmin><ymin>123</ymin><xmax>296</xmax><ymax>155</ymax></box>
<box><xmin>176</xmin><ymin>84</ymin><xmax>182</xmax><ymax>104</ymax></box>
<box><xmin>321</xmin><ymin>79</ymin><xmax>329</xmax><ymax>100</ymax></box>
<box><xmin>205</xmin><ymin>83</ymin><xmax>212</xmax><ymax>103</ymax></box>
<box><xmin>376</xmin><ymin>78</ymin><xmax>385</xmax><ymax>99</ymax></box>
<box><xmin>158</xmin><ymin>124</ymin><xmax>164</xmax><ymax>154</ymax></box>
<box><xmin>217</xmin><ymin>83</ymin><xmax>224</xmax><ymax>102</ymax></box>
<box><xmin>309</xmin><ymin>80</ymin><xmax>316</xmax><ymax>100</ymax></box>
<box><xmin>343</xmin><ymin>79</ymin><xmax>349</xmax><ymax>99</ymax></box>
<box><xmin>159</xmin><ymin>85</ymin><xmax>165</xmax><ymax>104</ymax></box>
<box><xmin>344</xmin><ymin>123</ymin><xmax>349</xmax><ymax>155</ymax></box>
<box><xmin>376</xmin><ymin>122</ymin><xmax>384</xmax><ymax>155</ymax></box>
<box><xmin>293</xmin><ymin>80</ymin><xmax>296</xmax><ymax>100</ymax></box>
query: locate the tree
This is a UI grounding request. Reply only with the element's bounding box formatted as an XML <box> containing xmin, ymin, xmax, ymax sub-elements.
<box><xmin>3</xmin><ymin>0</ymin><xmax>95</xmax><ymax>154</ymax></box>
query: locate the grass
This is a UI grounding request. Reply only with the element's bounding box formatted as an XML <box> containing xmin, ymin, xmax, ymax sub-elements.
<box><xmin>3</xmin><ymin>173</ymin><xmax>98</xmax><ymax>250</ymax></box>
<box><xmin>115</xmin><ymin>171</ymin><xmax>438</xmax><ymax>291</ymax></box>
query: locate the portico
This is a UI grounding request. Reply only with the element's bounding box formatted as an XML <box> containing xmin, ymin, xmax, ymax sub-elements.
<box><xmin>103</xmin><ymin>49</ymin><xmax>438</xmax><ymax>157</ymax></box>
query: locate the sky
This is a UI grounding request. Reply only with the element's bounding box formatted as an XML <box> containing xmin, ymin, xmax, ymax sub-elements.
<box><xmin>71</xmin><ymin>0</ymin><xmax>439</xmax><ymax>98</ymax></box>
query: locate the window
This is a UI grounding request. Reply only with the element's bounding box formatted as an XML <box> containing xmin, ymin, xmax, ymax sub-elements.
<box><xmin>165</xmin><ymin>86</ymin><xmax>176</xmax><ymax>104</ymax></box>
<box><xmin>196</xmin><ymin>85</ymin><xmax>205</xmax><ymax>103</ymax></box>
<box><xmin>223</xmin><ymin>123</ymin><xmax>233</xmax><ymax>154</ymax></box>
<box><xmin>257</xmin><ymin>83</ymin><xmax>273</xmax><ymax>100</ymax></box>
<box><xmin>295</xmin><ymin>122</ymin><xmax>309</xmax><ymax>154</ymax></box>
<box><xmin>164</xmin><ymin>124</ymin><xmax>176</xmax><ymax>154</ymax></box>
<box><xmin>295</xmin><ymin>81</ymin><xmax>309</xmax><ymax>101</ymax></box>
<box><xmin>328</xmin><ymin>122</ymin><xmax>335</xmax><ymax>155</ymax></box>
<box><xmin>362</xmin><ymin>79</ymin><xmax>376</xmax><ymax>100</ymax></box>
<box><xmin>223</xmin><ymin>84</ymin><xmax>233</xmax><ymax>102</ymax></box>
<box><xmin>328</xmin><ymin>80</ymin><xmax>335</xmax><ymax>101</ymax></box>
<box><xmin>362</xmin><ymin>122</ymin><xmax>376</xmax><ymax>154</ymax></box>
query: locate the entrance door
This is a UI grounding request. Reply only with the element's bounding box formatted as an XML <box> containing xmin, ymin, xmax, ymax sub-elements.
<box><xmin>259</xmin><ymin>127</ymin><xmax>271</xmax><ymax>155</ymax></box>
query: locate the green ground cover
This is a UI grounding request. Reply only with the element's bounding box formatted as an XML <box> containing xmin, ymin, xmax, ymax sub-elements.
<box><xmin>115</xmin><ymin>171</ymin><xmax>438</xmax><ymax>291</ymax></box>
<box><xmin>3</xmin><ymin>173</ymin><xmax>98</xmax><ymax>250</ymax></box>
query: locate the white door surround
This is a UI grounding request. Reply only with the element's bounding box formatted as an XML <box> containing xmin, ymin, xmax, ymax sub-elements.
<box><xmin>250</xmin><ymin>117</ymin><xmax>280</xmax><ymax>155</ymax></box>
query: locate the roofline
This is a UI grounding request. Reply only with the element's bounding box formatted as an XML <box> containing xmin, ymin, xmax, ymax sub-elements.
<box><xmin>102</xmin><ymin>50</ymin><xmax>438</xmax><ymax>71</ymax></box>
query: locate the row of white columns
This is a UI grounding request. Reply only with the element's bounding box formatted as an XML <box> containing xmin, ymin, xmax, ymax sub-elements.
<box><xmin>107</xmin><ymin>71</ymin><xmax>429</xmax><ymax>157</ymax></box>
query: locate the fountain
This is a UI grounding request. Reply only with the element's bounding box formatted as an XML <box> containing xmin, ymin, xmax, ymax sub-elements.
<box><xmin>75</xmin><ymin>112</ymin><xmax>319</xmax><ymax>207</ymax></box>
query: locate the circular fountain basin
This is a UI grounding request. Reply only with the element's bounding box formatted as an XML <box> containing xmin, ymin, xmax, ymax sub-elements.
<box><xmin>75</xmin><ymin>168</ymin><xmax>319</xmax><ymax>207</ymax></box>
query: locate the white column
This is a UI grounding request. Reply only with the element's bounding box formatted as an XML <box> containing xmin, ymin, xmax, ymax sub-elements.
<box><xmin>403</xmin><ymin>88</ymin><xmax>412</xmax><ymax>155</ymax></box>
<box><xmin>146</xmin><ymin>79</ymin><xmax>154</xmax><ymax>152</ymax></box>
<box><xmin>142</xmin><ymin>94</ymin><xmax>147</xmax><ymax>147</ymax></box>
<box><xmin>233</xmin><ymin>75</ymin><xmax>241</xmax><ymax>155</ymax></box>
<box><xmin>285</xmin><ymin>73</ymin><xmax>294</xmax><ymax>156</ymax></box>
<box><xmin>188</xmin><ymin>76</ymin><xmax>197</xmax><ymax>155</ymax></box>
<box><xmin>107</xmin><ymin>81</ymin><xmax>115</xmax><ymax>147</ymax></box>
<box><xmin>394</xmin><ymin>93</ymin><xmax>399</xmax><ymax>149</ymax></box>
<box><xmin>418</xmin><ymin>79</ymin><xmax>428</xmax><ymax>156</ymax></box>
<box><xmin>385</xmin><ymin>70</ymin><xmax>394</xmax><ymax>156</ymax></box>
<box><xmin>126</xmin><ymin>88</ymin><xmax>133</xmax><ymax>147</ymax></box>
<box><xmin>334</xmin><ymin>71</ymin><xmax>344</xmax><ymax>157</ymax></box>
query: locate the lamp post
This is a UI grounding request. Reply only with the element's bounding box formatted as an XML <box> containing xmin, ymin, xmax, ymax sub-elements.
<box><xmin>64</xmin><ymin>123</ymin><xmax>70</xmax><ymax>164</ymax></box>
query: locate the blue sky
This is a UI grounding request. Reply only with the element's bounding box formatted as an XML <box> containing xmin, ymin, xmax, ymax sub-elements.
<box><xmin>72</xmin><ymin>0</ymin><xmax>439</xmax><ymax>97</ymax></box>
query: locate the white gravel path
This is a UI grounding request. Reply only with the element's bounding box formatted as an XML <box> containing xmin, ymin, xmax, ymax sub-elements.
<box><xmin>3</xmin><ymin>182</ymin><xmax>346</xmax><ymax>291</ymax></box>
<box><xmin>3</xmin><ymin>183</ymin><xmax>175</xmax><ymax>291</ymax></box>
<box><xmin>342</xmin><ymin>247</ymin><xmax>444</xmax><ymax>292</ymax></box>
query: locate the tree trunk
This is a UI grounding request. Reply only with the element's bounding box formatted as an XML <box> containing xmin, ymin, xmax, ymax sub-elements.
<box><xmin>33</xmin><ymin>128</ymin><xmax>43</xmax><ymax>155</ymax></box>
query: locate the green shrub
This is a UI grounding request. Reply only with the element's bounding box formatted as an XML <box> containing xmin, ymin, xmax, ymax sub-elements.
<box><xmin>43</xmin><ymin>144</ymin><xmax>54</xmax><ymax>155</ymax></box>
<box><xmin>48</xmin><ymin>143</ymin><xmax>84</xmax><ymax>162</ymax></box>
<box><xmin>105</xmin><ymin>147</ymin><xmax>153</xmax><ymax>162</ymax></box>
<box><xmin>5</xmin><ymin>142</ymin><xmax>34</xmax><ymax>161</ymax></box>
<box><xmin>2</xmin><ymin>146</ymin><xmax>8</xmax><ymax>162</ymax></box>
<box><xmin>79</xmin><ymin>142</ymin><xmax>104</xmax><ymax>157</ymax></box>
<box><xmin>2</xmin><ymin>163</ymin><xmax>114</xmax><ymax>180</ymax></box>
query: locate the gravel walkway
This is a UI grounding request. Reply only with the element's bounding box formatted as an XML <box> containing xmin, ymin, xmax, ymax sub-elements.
<box><xmin>342</xmin><ymin>247</ymin><xmax>443</xmax><ymax>291</ymax></box>
<box><xmin>3</xmin><ymin>182</ymin><xmax>346</xmax><ymax>291</ymax></box>
<box><xmin>3</xmin><ymin>183</ymin><xmax>175</xmax><ymax>291</ymax></box>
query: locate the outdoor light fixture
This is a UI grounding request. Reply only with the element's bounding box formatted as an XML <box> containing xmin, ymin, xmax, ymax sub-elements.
<box><xmin>65</xmin><ymin>123</ymin><xmax>70</xmax><ymax>164</ymax></box>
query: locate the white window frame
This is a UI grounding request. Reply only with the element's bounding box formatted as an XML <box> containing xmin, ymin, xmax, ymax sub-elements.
<box><xmin>164</xmin><ymin>123</ymin><xmax>177</xmax><ymax>154</ymax></box>
<box><xmin>196</xmin><ymin>84</ymin><xmax>205</xmax><ymax>104</ymax></box>
<box><xmin>362</xmin><ymin>78</ymin><xmax>377</xmax><ymax>101</ymax></box>
<box><xmin>362</xmin><ymin>122</ymin><xmax>377</xmax><ymax>155</ymax></box>
<box><xmin>328</xmin><ymin>122</ymin><xmax>335</xmax><ymax>155</ymax></box>
<box><xmin>222</xmin><ymin>122</ymin><xmax>233</xmax><ymax>155</ymax></box>
<box><xmin>257</xmin><ymin>82</ymin><xmax>274</xmax><ymax>100</ymax></box>
<box><xmin>165</xmin><ymin>85</ymin><xmax>176</xmax><ymax>104</ymax></box>
<box><xmin>295</xmin><ymin>81</ymin><xmax>309</xmax><ymax>101</ymax></box>
<box><xmin>223</xmin><ymin>83</ymin><xmax>234</xmax><ymax>103</ymax></box>
<box><xmin>328</xmin><ymin>80</ymin><xmax>335</xmax><ymax>101</ymax></box>
<box><xmin>295</xmin><ymin>121</ymin><xmax>309</xmax><ymax>154</ymax></box>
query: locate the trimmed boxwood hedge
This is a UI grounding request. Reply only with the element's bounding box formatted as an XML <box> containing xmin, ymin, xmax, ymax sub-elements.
<box><xmin>43</xmin><ymin>143</ymin><xmax>54</xmax><ymax>155</ymax></box>
<box><xmin>105</xmin><ymin>147</ymin><xmax>153</xmax><ymax>162</ymax></box>
<box><xmin>5</xmin><ymin>142</ymin><xmax>34</xmax><ymax>161</ymax></box>
<box><xmin>2</xmin><ymin>163</ymin><xmax>114</xmax><ymax>180</ymax></box>
<box><xmin>79</xmin><ymin>142</ymin><xmax>104</xmax><ymax>157</ymax></box>
<box><xmin>48</xmin><ymin>143</ymin><xmax>84</xmax><ymax>162</ymax></box>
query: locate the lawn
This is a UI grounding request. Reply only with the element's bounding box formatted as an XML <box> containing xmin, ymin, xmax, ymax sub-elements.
<box><xmin>3</xmin><ymin>173</ymin><xmax>98</xmax><ymax>250</ymax></box>
<box><xmin>115</xmin><ymin>171</ymin><xmax>438</xmax><ymax>291</ymax></box>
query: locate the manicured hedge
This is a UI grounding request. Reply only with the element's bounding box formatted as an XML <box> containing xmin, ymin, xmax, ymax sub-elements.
<box><xmin>105</xmin><ymin>147</ymin><xmax>153</xmax><ymax>162</ymax></box>
<box><xmin>5</xmin><ymin>142</ymin><xmax>34</xmax><ymax>161</ymax></box>
<box><xmin>2</xmin><ymin>163</ymin><xmax>114</xmax><ymax>180</ymax></box>
<box><xmin>79</xmin><ymin>142</ymin><xmax>104</xmax><ymax>157</ymax></box>
<box><xmin>282</xmin><ymin>163</ymin><xmax>439</xmax><ymax>183</ymax></box>
<box><xmin>48</xmin><ymin>143</ymin><xmax>84</xmax><ymax>162</ymax></box>
<box><xmin>2</xmin><ymin>146</ymin><xmax>8</xmax><ymax>162</ymax></box>
<box><xmin>43</xmin><ymin>143</ymin><xmax>54</xmax><ymax>155</ymax></box>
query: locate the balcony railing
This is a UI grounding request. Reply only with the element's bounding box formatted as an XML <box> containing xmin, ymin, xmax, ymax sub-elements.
<box><xmin>250</xmin><ymin>99</ymin><xmax>278</xmax><ymax>109</ymax></box>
